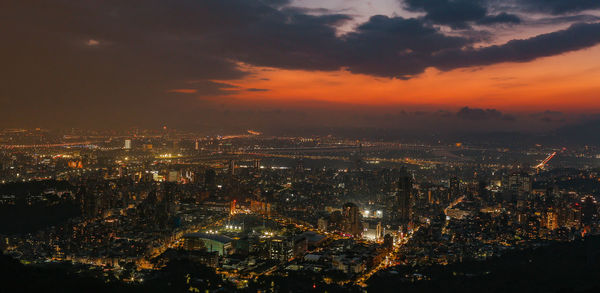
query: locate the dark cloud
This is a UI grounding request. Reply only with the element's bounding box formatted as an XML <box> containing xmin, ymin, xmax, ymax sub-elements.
<box><xmin>434</xmin><ymin>22</ymin><xmax>600</xmax><ymax>70</ymax></box>
<box><xmin>402</xmin><ymin>0</ymin><xmax>600</xmax><ymax>27</ymax></box>
<box><xmin>456</xmin><ymin>107</ymin><xmax>515</xmax><ymax>121</ymax></box>
<box><xmin>531</xmin><ymin>110</ymin><xmax>564</xmax><ymax>117</ymax></box>
<box><xmin>477</xmin><ymin>12</ymin><xmax>521</xmax><ymax>25</ymax></box>
<box><xmin>530</xmin><ymin>110</ymin><xmax>566</xmax><ymax>123</ymax></box>
<box><xmin>247</xmin><ymin>88</ymin><xmax>270</xmax><ymax>92</ymax></box>
<box><xmin>340</xmin><ymin>15</ymin><xmax>470</xmax><ymax>77</ymax></box>
<box><xmin>402</xmin><ymin>0</ymin><xmax>521</xmax><ymax>27</ymax></box>
<box><xmin>528</xmin><ymin>14</ymin><xmax>600</xmax><ymax>25</ymax></box>
<box><xmin>516</xmin><ymin>0</ymin><xmax>600</xmax><ymax>14</ymax></box>
<box><xmin>540</xmin><ymin>117</ymin><xmax>565</xmax><ymax>123</ymax></box>
<box><xmin>403</xmin><ymin>0</ymin><xmax>487</xmax><ymax>28</ymax></box>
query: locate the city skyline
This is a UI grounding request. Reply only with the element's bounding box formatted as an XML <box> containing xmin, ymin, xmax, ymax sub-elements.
<box><xmin>3</xmin><ymin>1</ymin><xmax>600</xmax><ymax>292</ymax></box>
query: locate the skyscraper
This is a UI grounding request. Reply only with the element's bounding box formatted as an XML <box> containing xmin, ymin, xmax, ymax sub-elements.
<box><xmin>204</xmin><ymin>169</ymin><xmax>217</xmax><ymax>190</ymax></box>
<box><xmin>253</xmin><ymin>159</ymin><xmax>261</xmax><ymax>170</ymax></box>
<box><xmin>342</xmin><ymin>202</ymin><xmax>362</xmax><ymax>237</ymax></box>
<box><xmin>124</xmin><ymin>139</ymin><xmax>132</xmax><ymax>149</ymax></box>
<box><xmin>582</xmin><ymin>195</ymin><xmax>597</xmax><ymax>226</ymax></box>
<box><xmin>449</xmin><ymin>177</ymin><xmax>460</xmax><ymax>201</ymax></box>
<box><xmin>228</xmin><ymin>160</ymin><xmax>235</xmax><ymax>176</ymax></box>
<box><xmin>395</xmin><ymin>168</ymin><xmax>413</xmax><ymax>223</ymax></box>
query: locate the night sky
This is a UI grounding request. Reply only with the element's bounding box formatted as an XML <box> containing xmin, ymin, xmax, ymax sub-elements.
<box><xmin>2</xmin><ymin>0</ymin><xmax>600</xmax><ymax>133</ymax></box>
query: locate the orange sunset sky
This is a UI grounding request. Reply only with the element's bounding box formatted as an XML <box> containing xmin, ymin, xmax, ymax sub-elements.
<box><xmin>215</xmin><ymin>44</ymin><xmax>600</xmax><ymax>113</ymax></box>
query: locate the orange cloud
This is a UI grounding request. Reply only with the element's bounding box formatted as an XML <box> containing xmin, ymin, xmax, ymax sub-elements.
<box><xmin>168</xmin><ymin>89</ymin><xmax>197</xmax><ymax>94</ymax></box>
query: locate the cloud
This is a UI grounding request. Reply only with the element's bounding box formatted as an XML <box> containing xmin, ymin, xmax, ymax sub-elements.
<box><xmin>1</xmin><ymin>0</ymin><xmax>600</xmax><ymax>129</ymax></box>
<box><xmin>168</xmin><ymin>89</ymin><xmax>197</xmax><ymax>94</ymax></box>
<box><xmin>530</xmin><ymin>110</ymin><xmax>566</xmax><ymax>123</ymax></box>
<box><xmin>401</xmin><ymin>0</ymin><xmax>521</xmax><ymax>27</ymax></box>
<box><xmin>477</xmin><ymin>12</ymin><xmax>521</xmax><ymax>25</ymax></box>
<box><xmin>403</xmin><ymin>0</ymin><xmax>487</xmax><ymax>28</ymax></box>
<box><xmin>433</xmin><ymin>22</ymin><xmax>600</xmax><ymax>70</ymax></box>
<box><xmin>247</xmin><ymin>88</ymin><xmax>270</xmax><ymax>92</ymax></box>
<box><xmin>402</xmin><ymin>0</ymin><xmax>600</xmax><ymax>27</ymax></box>
<box><xmin>339</xmin><ymin>15</ymin><xmax>469</xmax><ymax>76</ymax></box>
<box><xmin>456</xmin><ymin>107</ymin><xmax>515</xmax><ymax>121</ymax></box>
<box><xmin>86</xmin><ymin>39</ymin><xmax>100</xmax><ymax>46</ymax></box>
<box><xmin>516</xmin><ymin>0</ymin><xmax>600</xmax><ymax>14</ymax></box>
<box><xmin>529</xmin><ymin>14</ymin><xmax>600</xmax><ymax>26</ymax></box>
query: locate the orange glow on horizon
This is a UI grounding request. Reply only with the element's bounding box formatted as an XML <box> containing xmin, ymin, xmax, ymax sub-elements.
<box><xmin>214</xmin><ymin>44</ymin><xmax>600</xmax><ymax>113</ymax></box>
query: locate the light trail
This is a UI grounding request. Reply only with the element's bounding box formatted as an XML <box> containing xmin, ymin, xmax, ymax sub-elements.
<box><xmin>534</xmin><ymin>152</ymin><xmax>557</xmax><ymax>169</ymax></box>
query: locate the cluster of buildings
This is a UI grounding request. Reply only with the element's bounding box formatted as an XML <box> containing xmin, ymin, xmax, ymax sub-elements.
<box><xmin>1</xmin><ymin>128</ymin><xmax>600</xmax><ymax>288</ymax></box>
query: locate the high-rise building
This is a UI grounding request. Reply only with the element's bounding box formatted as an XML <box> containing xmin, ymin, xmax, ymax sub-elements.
<box><xmin>545</xmin><ymin>208</ymin><xmax>559</xmax><ymax>230</ymax></box>
<box><xmin>156</xmin><ymin>182</ymin><xmax>177</xmax><ymax>228</ymax></box>
<box><xmin>253</xmin><ymin>159</ymin><xmax>261</xmax><ymax>170</ymax></box>
<box><xmin>269</xmin><ymin>237</ymin><xmax>296</xmax><ymax>261</ymax></box>
<box><xmin>204</xmin><ymin>169</ymin><xmax>216</xmax><ymax>190</ymax></box>
<box><xmin>167</xmin><ymin>170</ymin><xmax>179</xmax><ymax>182</ymax></box>
<box><xmin>228</xmin><ymin>160</ymin><xmax>235</xmax><ymax>176</ymax></box>
<box><xmin>449</xmin><ymin>177</ymin><xmax>460</xmax><ymax>201</ymax></box>
<box><xmin>394</xmin><ymin>169</ymin><xmax>413</xmax><ymax>223</ymax></box>
<box><xmin>79</xmin><ymin>185</ymin><xmax>102</xmax><ymax>219</ymax></box>
<box><xmin>502</xmin><ymin>172</ymin><xmax>532</xmax><ymax>194</ymax></box>
<box><xmin>582</xmin><ymin>195</ymin><xmax>597</xmax><ymax>226</ymax></box>
<box><xmin>124</xmin><ymin>139</ymin><xmax>132</xmax><ymax>149</ymax></box>
<box><xmin>318</xmin><ymin>217</ymin><xmax>328</xmax><ymax>231</ymax></box>
<box><xmin>342</xmin><ymin>202</ymin><xmax>362</xmax><ymax>237</ymax></box>
<box><xmin>295</xmin><ymin>159</ymin><xmax>304</xmax><ymax>173</ymax></box>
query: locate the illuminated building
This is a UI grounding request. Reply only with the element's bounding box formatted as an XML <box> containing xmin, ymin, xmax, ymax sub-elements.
<box><xmin>183</xmin><ymin>233</ymin><xmax>233</xmax><ymax>256</ymax></box>
<box><xmin>502</xmin><ymin>171</ymin><xmax>532</xmax><ymax>201</ymax></box>
<box><xmin>582</xmin><ymin>195</ymin><xmax>597</xmax><ymax>226</ymax></box>
<box><xmin>269</xmin><ymin>236</ymin><xmax>307</xmax><ymax>261</ymax></box>
<box><xmin>230</xmin><ymin>199</ymin><xmax>237</xmax><ymax>215</ymax></box>
<box><xmin>544</xmin><ymin>209</ymin><xmax>559</xmax><ymax>230</ymax></box>
<box><xmin>253</xmin><ymin>158</ymin><xmax>261</xmax><ymax>170</ymax></box>
<box><xmin>363</xmin><ymin>221</ymin><xmax>383</xmax><ymax>241</ymax></box>
<box><xmin>124</xmin><ymin>139</ymin><xmax>131</xmax><ymax>149</ymax></box>
<box><xmin>342</xmin><ymin>202</ymin><xmax>362</xmax><ymax>237</ymax></box>
<box><xmin>318</xmin><ymin>217</ymin><xmax>328</xmax><ymax>231</ymax></box>
<box><xmin>167</xmin><ymin>170</ymin><xmax>179</xmax><ymax>182</ymax></box>
<box><xmin>269</xmin><ymin>237</ymin><xmax>294</xmax><ymax>261</ymax></box>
